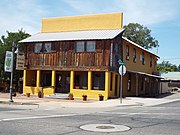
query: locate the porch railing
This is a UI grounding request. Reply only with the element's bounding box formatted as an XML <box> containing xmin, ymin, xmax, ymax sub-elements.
<box><xmin>26</xmin><ymin>51</ymin><xmax>110</xmax><ymax>68</ymax></box>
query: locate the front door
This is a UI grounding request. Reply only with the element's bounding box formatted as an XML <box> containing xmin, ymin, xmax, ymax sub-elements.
<box><xmin>55</xmin><ymin>72</ymin><xmax>70</xmax><ymax>93</ymax></box>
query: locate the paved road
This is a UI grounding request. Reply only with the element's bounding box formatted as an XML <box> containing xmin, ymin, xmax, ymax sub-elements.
<box><xmin>0</xmin><ymin>100</ymin><xmax>179</xmax><ymax>135</ymax></box>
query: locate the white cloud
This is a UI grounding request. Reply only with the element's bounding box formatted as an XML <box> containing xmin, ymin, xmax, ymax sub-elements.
<box><xmin>62</xmin><ymin>0</ymin><xmax>179</xmax><ymax>26</ymax></box>
<box><xmin>0</xmin><ymin>0</ymin><xmax>179</xmax><ymax>36</ymax></box>
<box><xmin>0</xmin><ymin>0</ymin><xmax>47</xmax><ymax>36</ymax></box>
<box><xmin>119</xmin><ymin>0</ymin><xmax>179</xmax><ymax>25</ymax></box>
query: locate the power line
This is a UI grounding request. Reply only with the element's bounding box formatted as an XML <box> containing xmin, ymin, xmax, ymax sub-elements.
<box><xmin>160</xmin><ymin>58</ymin><xmax>180</xmax><ymax>60</ymax></box>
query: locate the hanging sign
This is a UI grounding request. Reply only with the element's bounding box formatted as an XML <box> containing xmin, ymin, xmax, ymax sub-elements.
<box><xmin>16</xmin><ymin>54</ymin><xmax>25</xmax><ymax>70</ymax></box>
<box><xmin>4</xmin><ymin>51</ymin><xmax>13</xmax><ymax>72</ymax></box>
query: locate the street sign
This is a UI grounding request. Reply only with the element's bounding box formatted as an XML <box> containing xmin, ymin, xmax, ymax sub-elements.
<box><xmin>4</xmin><ymin>51</ymin><xmax>13</xmax><ymax>72</ymax></box>
<box><xmin>119</xmin><ymin>65</ymin><xmax>126</xmax><ymax>76</ymax></box>
<box><xmin>118</xmin><ymin>59</ymin><xmax>126</xmax><ymax>65</ymax></box>
<box><xmin>16</xmin><ymin>54</ymin><xmax>25</xmax><ymax>70</ymax></box>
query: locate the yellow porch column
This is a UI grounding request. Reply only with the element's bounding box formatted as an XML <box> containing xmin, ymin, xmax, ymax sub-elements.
<box><xmin>23</xmin><ymin>70</ymin><xmax>27</xmax><ymax>88</ymax></box>
<box><xmin>105</xmin><ymin>71</ymin><xmax>110</xmax><ymax>100</ymax></box>
<box><xmin>36</xmin><ymin>70</ymin><xmax>40</xmax><ymax>87</ymax></box>
<box><xmin>51</xmin><ymin>70</ymin><xmax>56</xmax><ymax>87</ymax></box>
<box><xmin>88</xmin><ymin>71</ymin><xmax>92</xmax><ymax>91</ymax></box>
<box><xmin>70</xmin><ymin>71</ymin><xmax>74</xmax><ymax>92</ymax></box>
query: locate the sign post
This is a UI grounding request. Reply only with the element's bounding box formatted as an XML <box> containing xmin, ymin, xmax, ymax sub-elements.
<box><xmin>118</xmin><ymin>61</ymin><xmax>126</xmax><ymax>104</ymax></box>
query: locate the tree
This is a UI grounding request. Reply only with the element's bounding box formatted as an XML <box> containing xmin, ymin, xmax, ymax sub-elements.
<box><xmin>157</xmin><ymin>61</ymin><xmax>180</xmax><ymax>72</ymax></box>
<box><xmin>0</xmin><ymin>29</ymin><xmax>30</xmax><ymax>85</ymax></box>
<box><xmin>178</xmin><ymin>65</ymin><xmax>180</xmax><ymax>71</ymax></box>
<box><xmin>123</xmin><ymin>23</ymin><xmax>159</xmax><ymax>49</ymax></box>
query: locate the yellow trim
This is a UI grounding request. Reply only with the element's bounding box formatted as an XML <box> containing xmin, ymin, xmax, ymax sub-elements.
<box><xmin>42</xmin><ymin>13</ymin><xmax>123</xmax><ymax>33</ymax></box>
<box><xmin>105</xmin><ymin>71</ymin><xmax>110</xmax><ymax>100</ymax></box>
<box><xmin>51</xmin><ymin>70</ymin><xmax>56</xmax><ymax>87</ymax></box>
<box><xmin>23</xmin><ymin>70</ymin><xmax>26</xmax><ymax>87</ymax></box>
<box><xmin>70</xmin><ymin>71</ymin><xmax>74</xmax><ymax>92</ymax></box>
<box><xmin>88</xmin><ymin>71</ymin><xmax>92</xmax><ymax>91</ymax></box>
<box><xmin>36</xmin><ymin>70</ymin><xmax>40</xmax><ymax>87</ymax></box>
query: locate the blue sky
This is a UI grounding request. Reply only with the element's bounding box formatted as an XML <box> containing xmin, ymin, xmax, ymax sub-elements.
<box><xmin>0</xmin><ymin>0</ymin><xmax>180</xmax><ymax>65</ymax></box>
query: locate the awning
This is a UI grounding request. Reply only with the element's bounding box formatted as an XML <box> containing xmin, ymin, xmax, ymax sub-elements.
<box><xmin>19</xmin><ymin>29</ymin><xmax>124</xmax><ymax>43</ymax></box>
<box><xmin>127</xmin><ymin>70</ymin><xmax>163</xmax><ymax>79</ymax></box>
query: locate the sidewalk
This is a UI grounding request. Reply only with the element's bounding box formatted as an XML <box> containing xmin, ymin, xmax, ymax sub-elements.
<box><xmin>0</xmin><ymin>92</ymin><xmax>180</xmax><ymax>109</ymax></box>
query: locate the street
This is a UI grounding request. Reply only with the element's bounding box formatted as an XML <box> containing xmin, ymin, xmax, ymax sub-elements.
<box><xmin>0</xmin><ymin>100</ymin><xmax>179</xmax><ymax>135</ymax></box>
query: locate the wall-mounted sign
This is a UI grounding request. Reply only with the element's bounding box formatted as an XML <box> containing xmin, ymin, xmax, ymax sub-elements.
<box><xmin>4</xmin><ymin>51</ymin><xmax>13</xmax><ymax>72</ymax></box>
<box><xmin>16</xmin><ymin>54</ymin><xmax>25</xmax><ymax>70</ymax></box>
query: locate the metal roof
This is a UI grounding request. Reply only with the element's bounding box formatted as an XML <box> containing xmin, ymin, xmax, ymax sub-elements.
<box><xmin>128</xmin><ymin>70</ymin><xmax>163</xmax><ymax>79</ymax></box>
<box><xmin>161</xmin><ymin>72</ymin><xmax>180</xmax><ymax>80</ymax></box>
<box><xmin>122</xmin><ymin>37</ymin><xmax>160</xmax><ymax>58</ymax></box>
<box><xmin>20</xmin><ymin>29</ymin><xmax>124</xmax><ymax>43</ymax></box>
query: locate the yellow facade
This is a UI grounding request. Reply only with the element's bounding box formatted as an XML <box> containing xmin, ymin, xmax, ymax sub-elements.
<box><xmin>42</xmin><ymin>13</ymin><xmax>123</xmax><ymax>33</ymax></box>
<box><xmin>123</xmin><ymin>39</ymin><xmax>158</xmax><ymax>74</ymax></box>
<box><xmin>23</xmin><ymin>70</ymin><xmax>121</xmax><ymax>100</ymax></box>
<box><xmin>23</xmin><ymin>70</ymin><xmax>55</xmax><ymax>96</ymax></box>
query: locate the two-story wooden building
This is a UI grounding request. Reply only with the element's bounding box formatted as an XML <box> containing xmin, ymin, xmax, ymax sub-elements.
<box><xmin>20</xmin><ymin>13</ymin><xmax>161</xmax><ymax>100</ymax></box>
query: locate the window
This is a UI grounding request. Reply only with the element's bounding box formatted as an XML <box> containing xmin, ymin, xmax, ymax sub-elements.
<box><xmin>86</xmin><ymin>41</ymin><xmax>95</xmax><ymax>52</ymax></box>
<box><xmin>40</xmin><ymin>71</ymin><xmax>52</xmax><ymax>87</ymax></box>
<box><xmin>76</xmin><ymin>41</ymin><xmax>85</xmax><ymax>52</ymax></box>
<box><xmin>44</xmin><ymin>42</ymin><xmax>51</xmax><ymax>52</ymax></box>
<box><xmin>76</xmin><ymin>41</ymin><xmax>96</xmax><ymax>52</ymax></box>
<box><xmin>133</xmin><ymin>48</ymin><xmax>136</xmax><ymax>63</ymax></box>
<box><xmin>74</xmin><ymin>71</ymin><xmax>88</xmax><ymax>89</ymax></box>
<box><xmin>142</xmin><ymin>52</ymin><xmax>145</xmax><ymax>65</ymax></box>
<box><xmin>150</xmin><ymin>56</ymin><xmax>152</xmax><ymax>67</ymax></box>
<box><xmin>34</xmin><ymin>43</ymin><xmax>42</xmax><ymax>53</ymax></box>
<box><xmin>126</xmin><ymin>45</ymin><xmax>129</xmax><ymax>60</ymax></box>
<box><xmin>92</xmin><ymin>72</ymin><xmax>105</xmax><ymax>90</ymax></box>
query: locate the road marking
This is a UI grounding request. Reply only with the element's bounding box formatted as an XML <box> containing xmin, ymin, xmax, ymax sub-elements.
<box><xmin>98</xmin><ymin>112</ymin><xmax>179</xmax><ymax>116</ymax></box>
<box><xmin>0</xmin><ymin>114</ymin><xmax>78</xmax><ymax>122</ymax></box>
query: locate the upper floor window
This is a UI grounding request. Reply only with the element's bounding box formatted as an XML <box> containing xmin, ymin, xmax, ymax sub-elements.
<box><xmin>150</xmin><ymin>56</ymin><xmax>152</xmax><ymax>67</ymax></box>
<box><xmin>76</xmin><ymin>41</ymin><xmax>96</xmax><ymax>52</ymax></box>
<box><xmin>76</xmin><ymin>41</ymin><xmax>85</xmax><ymax>52</ymax></box>
<box><xmin>133</xmin><ymin>48</ymin><xmax>136</xmax><ymax>63</ymax></box>
<box><xmin>126</xmin><ymin>45</ymin><xmax>129</xmax><ymax>60</ymax></box>
<box><xmin>86</xmin><ymin>41</ymin><xmax>95</xmax><ymax>52</ymax></box>
<box><xmin>142</xmin><ymin>52</ymin><xmax>145</xmax><ymax>65</ymax></box>
<box><xmin>44</xmin><ymin>43</ymin><xmax>51</xmax><ymax>53</ymax></box>
<box><xmin>34</xmin><ymin>42</ymin><xmax>52</xmax><ymax>53</ymax></box>
<box><xmin>140</xmin><ymin>52</ymin><xmax>145</xmax><ymax>65</ymax></box>
<box><xmin>34</xmin><ymin>43</ymin><xmax>42</xmax><ymax>53</ymax></box>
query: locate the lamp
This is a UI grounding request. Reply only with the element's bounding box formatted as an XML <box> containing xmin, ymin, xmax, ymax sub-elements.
<box><xmin>14</xmin><ymin>47</ymin><xmax>19</xmax><ymax>54</ymax></box>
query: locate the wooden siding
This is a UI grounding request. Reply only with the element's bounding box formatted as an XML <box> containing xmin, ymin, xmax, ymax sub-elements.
<box><xmin>24</xmin><ymin>40</ymin><xmax>114</xmax><ymax>71</ymax></box>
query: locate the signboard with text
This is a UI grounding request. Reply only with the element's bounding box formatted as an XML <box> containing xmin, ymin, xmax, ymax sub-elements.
<box><xmin>16</xmin><ymin>54</ymin><xmax>25</xmax><ymax>70</ymax></box>
<box><xmin>4</xmin><ymin>51</ymin><xmax>13</xmax><ymax>72</ymax></box>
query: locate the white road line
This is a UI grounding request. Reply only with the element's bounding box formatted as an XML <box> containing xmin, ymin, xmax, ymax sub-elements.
<box><xmin>99</xmin><ymin>112</ymin><xmax>179</xmax><ymax>116</ymax></box>
<box><xmin>0</xmin><ymin>114</ymin><xmax>78</xmax><ymax>122</ymax></box>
